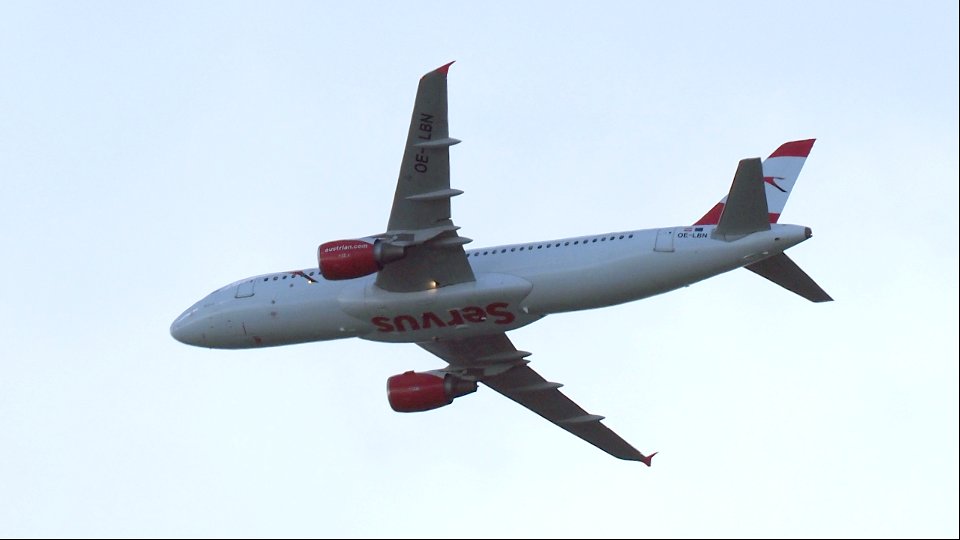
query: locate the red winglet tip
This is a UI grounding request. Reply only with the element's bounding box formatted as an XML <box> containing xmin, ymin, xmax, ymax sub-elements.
<box><xmin>769</xmin><ymin>139</ymin><xmax>816</xmax><ymax>158</ymax></box>
<box><xmin>641</xmin><ymin>451</ymin><xmax>658</xmax><ymax>467</ymax></box>
<box><xmin>436</xmin><ymin>61</ymin><xmax>455</xmax><ymax>75</ymax></box>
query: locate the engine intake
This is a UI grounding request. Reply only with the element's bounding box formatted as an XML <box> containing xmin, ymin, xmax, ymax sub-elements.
<box><xmin>387</xmin><ymin>370</ymin><xmax>478</xmax><ymax>412</ymax></box>
<box><xmin>318</xmin><ymin>239</ymin><xmax>405</xmax><ymax>280</ymax></box>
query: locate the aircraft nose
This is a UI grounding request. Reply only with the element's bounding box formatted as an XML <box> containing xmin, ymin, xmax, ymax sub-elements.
<box><xmin>170</xmin><ymin>309</ymin><xmax>207</xmax><ymax>347</ymax></box>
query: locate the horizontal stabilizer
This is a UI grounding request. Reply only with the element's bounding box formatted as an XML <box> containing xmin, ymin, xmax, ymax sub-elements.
<box><xmin>746</xmin><ymin>253</ymin><xmax>833</xmax><ymax>302</ymax></box>
<box><xmin>714</xmin><ymin>158</ymin><xmax>771</xmax><ymax>240</ymax></box>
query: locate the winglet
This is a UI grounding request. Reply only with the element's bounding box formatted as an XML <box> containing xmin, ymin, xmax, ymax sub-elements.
<box><xmin>436</xmin><ymin>61</ymin><xmax>455</xmax><ymax>76</ymax></box>
<box><xmin>640</xmin><ymin>451</ymin><xmax>658</xmax><ymax>467</ymax></box>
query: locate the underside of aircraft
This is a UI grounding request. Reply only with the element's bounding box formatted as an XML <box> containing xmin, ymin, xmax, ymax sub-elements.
<box><xmin>171</xmin><ymin>62</ymin><xmax>831</xmax><ymax>463</ymax></box>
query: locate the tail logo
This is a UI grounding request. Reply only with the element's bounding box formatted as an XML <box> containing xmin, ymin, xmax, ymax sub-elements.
<box><xmin>764</xmin><ymin>176</ymin><xmax>787</xmax><ymax>193</ymax></box>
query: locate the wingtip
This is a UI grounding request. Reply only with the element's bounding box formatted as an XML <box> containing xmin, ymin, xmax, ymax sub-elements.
<box><xmin>436</xmin><ymin>60</ymin><xmax>455</xmax><ymax>75</ymax></box>
<box><xmin>641</xmin><ymin>451</ymin><xmax>658</xmax><ymax>467</ymax></box>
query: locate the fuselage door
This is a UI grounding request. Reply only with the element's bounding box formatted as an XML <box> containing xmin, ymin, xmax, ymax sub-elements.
<box><xmin>654</xmin><ymin>228</ymin><xmax>675</xmax><ymax>252</ymax></box>
<box><xmin>235</xmin><ymin>279</ymin><xmax>256</xmax><ymax>298</ymax></box>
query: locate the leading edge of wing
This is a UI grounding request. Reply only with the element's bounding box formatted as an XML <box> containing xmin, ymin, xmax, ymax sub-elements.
<box><xmin>418</xmin><ymin>334</ymin><xmax>656</xmax><ymax>465</ymax></box>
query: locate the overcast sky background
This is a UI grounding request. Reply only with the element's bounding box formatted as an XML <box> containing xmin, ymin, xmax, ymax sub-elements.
<box><xmin>1</xmin><ymin>2</ymin><xmax>957</xmax><ymax>538</ymax></box>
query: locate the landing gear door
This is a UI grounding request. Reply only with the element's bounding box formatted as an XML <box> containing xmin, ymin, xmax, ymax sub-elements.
<box><xmin>235</xmin><ymin>278</ymin><xmax>255</xmax><ymax>298</ymax></box>
<box><xmin>654</xmin><ymin>228</ymin><xmax>675</xmax><ymax>253</ymax></box>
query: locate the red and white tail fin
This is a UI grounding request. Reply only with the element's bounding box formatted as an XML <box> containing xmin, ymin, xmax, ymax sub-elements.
<box><xmin>695</xmin><ymin>139</ymin><xmax>815</xmax><ymax>225</ymax></box>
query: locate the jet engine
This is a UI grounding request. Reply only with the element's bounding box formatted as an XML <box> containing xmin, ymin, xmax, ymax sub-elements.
<box><xmin>317</xmin><ymin>239</ymin><xmax>405</xmax><ymax>280</ymax></box>
<box><xmin>387</xmin><ymin>370</ymin><xmax>478</xmax><ymax>412</ymax></box>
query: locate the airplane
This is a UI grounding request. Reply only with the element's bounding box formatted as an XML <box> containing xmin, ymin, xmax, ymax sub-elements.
<box><xmin>170</xmin><ymin>62</ymin><xmax>832</xmax><ymax>465</ymax></box>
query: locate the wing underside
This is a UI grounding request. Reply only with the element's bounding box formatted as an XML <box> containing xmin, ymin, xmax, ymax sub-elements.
<box><xmin>419</xmin><ymin>334</ymin><xmax>655</xmax><ymax>464</ymax></box>
<box><xmin>375</xmin><ymin>62</ymin><xmax>475</xmax><ymax>292</ymax></box>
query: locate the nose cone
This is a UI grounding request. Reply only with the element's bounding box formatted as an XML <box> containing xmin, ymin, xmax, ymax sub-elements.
<box><xmin>170</xmin><ymin>306</ymin><xmax>207</xmax><ymax>347</ymax></box>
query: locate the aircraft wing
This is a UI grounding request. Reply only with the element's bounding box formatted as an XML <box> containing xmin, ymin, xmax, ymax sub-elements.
<box><xmin>375</xmin><ymin>62</ymin><xmax>475</xmax><ymax>293</ymax></box>
<box><xmin>418</xmin><ymin>334</ymin><xmax>656</xmax><ymax>464</ymax></box>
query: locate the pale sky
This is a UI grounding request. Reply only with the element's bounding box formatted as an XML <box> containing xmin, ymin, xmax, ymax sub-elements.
<box><xmin>1</xmin><ymin>2</ymin><xmax>957</xmax><ymax>538</ymax></box>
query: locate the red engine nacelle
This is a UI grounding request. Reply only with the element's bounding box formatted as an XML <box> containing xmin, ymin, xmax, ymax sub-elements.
<box><xmin>318</xmin><ymin>239</ymin><xmax>405</xmax><ymax>280</ymax></box>
<box><xmin>387</xmin><ymin>370</ymin><xmax>478</xmax><ymax>413</ymax></box>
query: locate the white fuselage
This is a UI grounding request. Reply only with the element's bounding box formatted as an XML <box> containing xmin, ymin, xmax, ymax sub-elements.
<box><xmin>170</xmin><ymin>224</ymin><xmax>810</xmax><ymax>349</ymax></box>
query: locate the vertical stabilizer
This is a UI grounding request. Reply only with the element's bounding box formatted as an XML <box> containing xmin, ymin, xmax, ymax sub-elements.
<box><xmin>713</xmin><ymin>158</ymin><xmax>770</xmax><ymax>240</ymax></box>
<box><xmin>696</xmin><ymin>139</ymin><xmax>815</xmax><ymax>225</ymax></box>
